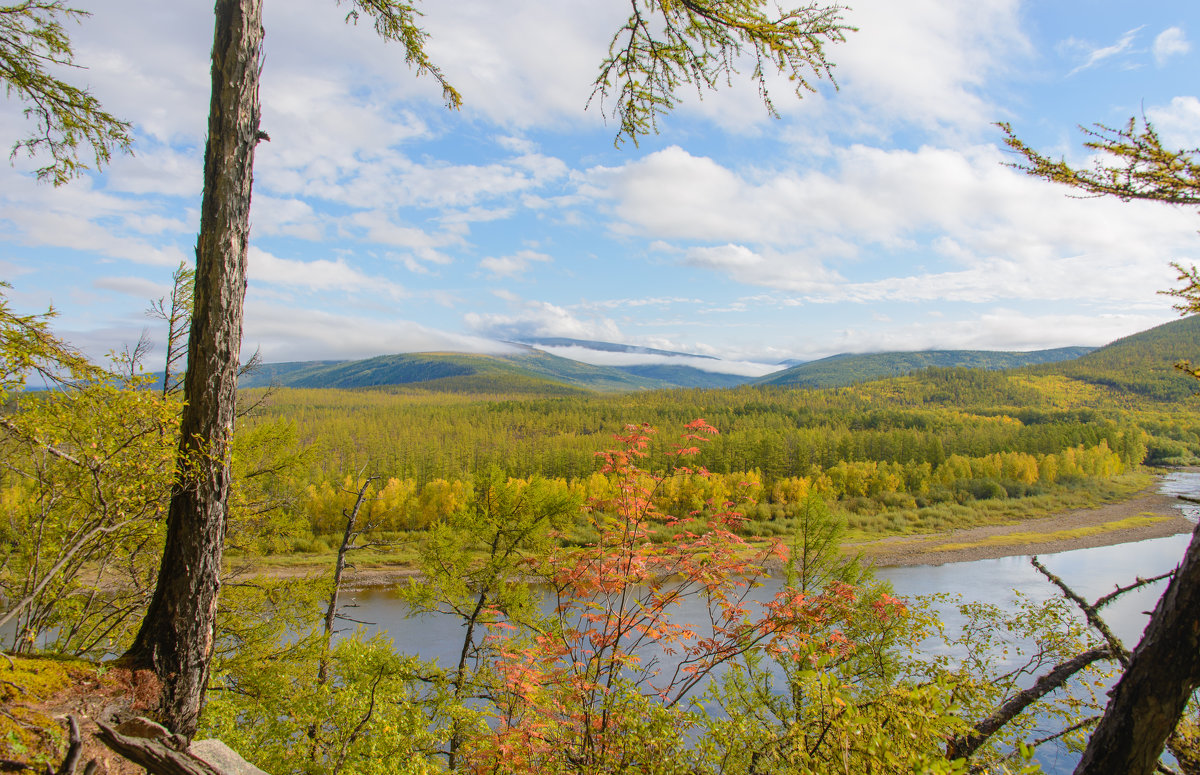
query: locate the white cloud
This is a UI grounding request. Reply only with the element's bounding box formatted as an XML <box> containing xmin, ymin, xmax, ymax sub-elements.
<box><xmin>1154</xmin><ymin>27</ymin><xmax>1191</xmax><ymax>67</ymax></box>
<box><xmin>465</xmin><ymin>300</ymin><xmax>623</xmax><ymax>342</ymax></box>
<box><xmin>248</xmin><ymin>248</ymin><xmax>405</xmax><ymax>298</ymax></box>
<box><xmin>72</xmin><ymin>0</ymin><xmax>213</xmax><ymax>144</ymax></box>
<box><xmin>775</xmin><ymin>308</ymin><xmax>1179</xmax><ymax>362</ymax></box>
<box><xmin>479</xmin><ymin>250</ymin><xmax>552</xmax><ymax>278</ymax></box>
<box><xmin>244</xmin><ymin>301</ymin><xmax>514</xmax><ymax>362</ymax></box>
<box><xmin>252</xmin><ymin>196</ymin><xmax>324</xmax><ymax>241</ymax></box>
<box><xmin>1063</xmin><ymin>27</ymin><xmax>1143</xmax><ymax>75</ymax></box>
<box><xmin>105</xmin><ymin>144</ymin><xmax>203</xmax><ymax>198</ymax></box>
<box><xmin>3</xmin><ymin>206</ymin><xmax>187</xmax><ymax>267</ymax></box>
<box><xmin>582</xmin><ymin>143</ymin><xmax>1200</xmax><ymax>303</ymax></box>
<box><xmin>1147</xmin><ymin>96</ymin><xmax>1200</xmax><ymax>149</ymax></box>
<box><xmin>347</xmin><ymin>211</ymin><xmax>461</xmax><ymax>269</ymax></box>
<box><xmin>530</xmin><ymin>345</ymin><xmax>782</xmax><ymax>377</ymax></box>
<box><xmin>92</xmin><ymin>276</ymin><xmax>168</xmax><ymax>300</ymax></box>
<box><xmin>832</xmin><ymin>0</ymin><xmax>1029</xmax><ymax>133</ymax></box>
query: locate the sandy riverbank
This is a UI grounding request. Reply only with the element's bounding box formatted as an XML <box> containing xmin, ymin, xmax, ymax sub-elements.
<box><xmin>850</xmin><ymin>487</ymin><xmax>1195</xmax><ymax>568</ymax></box>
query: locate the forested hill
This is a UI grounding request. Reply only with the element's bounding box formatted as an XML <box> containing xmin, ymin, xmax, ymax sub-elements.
<box><xmin>755</xmin><ymin>347</ymin><xmax>1094</xmax><ymax>389</ymax></box>
<box><xmin>236</xmin><ymin>349</ymin><xmax>671</xmax><ymax>393</ymax></box>
<box><xmin>1033</xmin><ymin>314</ymin><xmax>1200</xmax><ymax>400</ymax></box>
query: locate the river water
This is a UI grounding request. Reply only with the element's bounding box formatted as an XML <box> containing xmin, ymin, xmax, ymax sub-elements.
<box><xmin>340</xmin><ymin>472</ymin><xmax>1200</xmax><ymax>773</ymax></box>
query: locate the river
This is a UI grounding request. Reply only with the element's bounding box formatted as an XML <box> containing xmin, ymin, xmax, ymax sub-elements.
<box><xmin>340</xmin><ymin>472</ymin><xmax>1200</xmax><ymax>773</ymax></box>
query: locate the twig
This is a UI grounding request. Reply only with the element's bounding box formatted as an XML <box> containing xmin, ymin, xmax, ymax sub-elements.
<box><xmin>1093</xmin><ymin>569</ymin><xmax>1176</xmax><ymax>611</ymax></box>
<box><xmin>947</xmin><ymin>647</ymin><xmax>1114</xmax><ymax>760</ymax></box>
<box><xmin>1031</xmin><ymin>556</ymin><xmax>1130</xmax><ymax>665</ymax></box>
<box><xmin>330</xmin><ymin>667</ymin><xmax>385</xmax><ymax>775</ymax></box>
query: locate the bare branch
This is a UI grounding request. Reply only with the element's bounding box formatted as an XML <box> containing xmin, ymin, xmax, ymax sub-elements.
<box><xmin>1032</xmin><ymin>556</ymin><xmax>1130</xmax><ymax>665</ymax></box>
<box><xmin>946</xmin><ymin>646</ymin><xmax>1114</xmax><ymax>761</ymax></box>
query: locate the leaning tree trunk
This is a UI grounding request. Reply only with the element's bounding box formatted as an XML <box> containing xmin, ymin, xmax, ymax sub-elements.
<box><xmin>1074</xmin><ymin>520</ymin><xmax>1200</xmax><ymax>774</ymax></box>
<box><xmin>123</xmin><ymin>0</ymin><xmax>264</xmax><ymax>740</ymax></box>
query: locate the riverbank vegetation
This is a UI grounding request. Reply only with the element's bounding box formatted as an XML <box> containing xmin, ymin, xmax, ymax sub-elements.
<box><xmin>223</xmin><ymin>359</ymin><xmax>1181</xmax><ymax>568</ymax></box>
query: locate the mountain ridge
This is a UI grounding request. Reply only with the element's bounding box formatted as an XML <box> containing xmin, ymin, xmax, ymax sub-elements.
<box><xmin>232</xmin><ymin>317</ymin><xmax>1197</xmax><ymax>397</ymax></box>
<box><xmin>754</xmin><ymin>346</ymin><xmax>1096</xmax><ymax>389</ymax></box>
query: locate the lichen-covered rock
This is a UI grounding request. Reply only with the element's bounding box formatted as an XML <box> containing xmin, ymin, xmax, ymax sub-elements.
<box><xmin>189</xmin><ymin>739</ymin><xmax>271</xmax><ymax>775</ymax></box>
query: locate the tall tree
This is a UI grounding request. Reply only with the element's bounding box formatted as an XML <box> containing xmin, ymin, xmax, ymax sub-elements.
<box><xmin>122</xmin><ymin>0</ymin><xmax>851</xmax><ymax>738</ymax></box>
<box><xmin>121</xmin><ymin>0</ymin><xmax>267</xmax><ymax>738</ymax></box>
<box><xmin>1002</xmin><ymin>118</ymin><xmax>1200</xmax><ymax>775</ymax></box>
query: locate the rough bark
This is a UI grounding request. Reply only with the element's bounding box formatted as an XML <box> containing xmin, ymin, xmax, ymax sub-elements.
<box><xmin>1074</xmin><ymin>521</ymin><xmax>1200</xmax><ymax>775</ymax></box>
<box><xmin>123</xmin><ymin>0</ymin><xmax>264</xmax><ymax>739</ymax></box>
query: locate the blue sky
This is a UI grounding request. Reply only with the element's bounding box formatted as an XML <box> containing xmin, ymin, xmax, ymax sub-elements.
<box><xmin>2</xmin><ymin>0</ymin><xmax>1198</xmax><ymax>377</ymax></box>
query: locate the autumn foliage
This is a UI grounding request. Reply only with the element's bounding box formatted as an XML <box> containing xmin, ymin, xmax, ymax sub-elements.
<box><xmin>456</xmin><ymin>420</ymin><xmax>890</xmax><ymax>773</ymax></box>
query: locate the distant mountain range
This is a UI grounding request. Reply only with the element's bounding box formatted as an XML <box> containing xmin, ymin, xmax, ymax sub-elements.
<box><xmin>235</xmin><ymin>317</ymin><xmax>1198</xmax><ymax>398</ymax></box>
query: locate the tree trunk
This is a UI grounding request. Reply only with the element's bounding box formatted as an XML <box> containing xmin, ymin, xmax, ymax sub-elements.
<box><xmin>123</xmin><ymin>0</ymin><xmax>264</xmax><ymax>740</ymax></box>
<box><xmin>1074</xmin><ymin>521</ymin><xmax>1200</xmax><ymax>774</ymax></box>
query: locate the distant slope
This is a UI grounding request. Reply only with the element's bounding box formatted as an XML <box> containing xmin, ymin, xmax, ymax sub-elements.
<box><xmin>756</xmin><ymin>347</ymin><xmax>1094</xmax><ymax>389</ymax></box>
<box><xmin>612</xmin><ymin>364</ymin><xmax>753</xmax><ymax>389</ymax></box>
<box><xmin>238</xmin><ymin>349</ymin><xmax>669</xmax><ymax>393</ymax></box>
<box><xmin>241</xmin><ymin>360</ymin><xmax>345</xmax><ymax>386</ymax></box>
<box><xmin>1035</xmin><ymin>315</ymin><xmax>1200</xmax><ymax>400</ymax></box>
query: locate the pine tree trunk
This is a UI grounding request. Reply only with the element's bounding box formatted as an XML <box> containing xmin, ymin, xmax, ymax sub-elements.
<box><xmin>123</xmin><ymin>0</ymin><xmax>264</xmax><ymax>739</ymax></box>
<box><xmin>1074</xmin><ymin>521</ymin><xmax>1200</xmax><ymax>774</ymax></box>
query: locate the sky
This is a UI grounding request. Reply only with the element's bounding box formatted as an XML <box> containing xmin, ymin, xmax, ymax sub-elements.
<box><xmin>1</xmin><ymin>0</ymin><xmax>1198</xmax><ymax>377</ymax></box>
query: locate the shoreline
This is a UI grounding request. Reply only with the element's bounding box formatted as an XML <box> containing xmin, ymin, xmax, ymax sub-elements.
<box><xmin>239</xmin><ymin>480</ymin><xmax>1198</xmax><ymax>588</ymax></box>
<box><xmin>849</xmin><ymin>487</ymin><xmax>1195</xmax><ymax>568</ymax></box>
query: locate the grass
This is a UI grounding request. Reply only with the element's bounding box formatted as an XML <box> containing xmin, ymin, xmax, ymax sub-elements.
<box><xmin>930</xmin><ymin>515</ymin><xmax>1171</xmax><ymax>552</ymax></box>
<box><xmin>839</xmin><ymin>472</ymin><xmax>1153</xmax><ymax>542</ymax></box>
<box><xmin>226</xmin><ymin>539</ymin><xmax>423</xmax><ymax>577</ymax></box>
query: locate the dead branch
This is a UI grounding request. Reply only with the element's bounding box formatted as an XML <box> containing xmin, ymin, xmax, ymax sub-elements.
<box><xmin>52</xmin><ymin>716</ymin><xmax>82</xmax><ymax>775</ymax></box>
<box><xmin>94</xmin><ymin>722</ymin><xmax>221</xmax><ymax>775</ymax></box>
<box><xmin>1094</xmin><ymin>570</ymin><xmax>1177</xmax><ymax>611</ymax></box>
<box><xmin>1031</xmin><ymin>556</ymin><xmax>1130</xmax><ymax>665</ymax></box>
<box><xmin>946</xmin><ymin>646</ymin><xmax>1114</xmax><ymax>760</ymax></box>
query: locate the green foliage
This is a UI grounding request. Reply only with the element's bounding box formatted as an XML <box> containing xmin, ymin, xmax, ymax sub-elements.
<box><xmin>237</xmin><ymin>350</ymin><xmax>666</xmax><ymax>393</ymax></box>
<box><xmin>593</xmin><ymin>0</ymin><xmax>852</xmax><ymax>142</ymax></box>
<box><xmin>0</xmin><ymin>372</ymin><xmax>177</xmax><ymax>654</ymax></box>
<box><xmin>207</xmin><ymin>577</ymin><xmax>451</xmax><ymax>773</ymax></box>
<box><xmin>0</xmin><ymin>2</ymin><xmax>133</xmax><ymax>184</ymax></box>
<box><xmin>337</xmin><ymin>0</ymin><xmax>461</xmax><ymax>110</ymax></box>
<box><xmin>0</xmin><ymin>291</ymin><xmax>179</xmax><ymax>654</ymax></box>
<box><xmin>1001</xmin><ymin>118</ymin><xmax>1200</xmax><ymax>207</ymax></box>
<box><xmin>225</xmin><ymin>417</ymin><xmax>312</xmax><ymax>556</ymax></box>
<box><xmin>0</xmin><ymin>282</ymin><xmax>99</xmax><ymax>400</ymax></box>
<box><xmin>239</xmin><ymin>366</ymin><xmax>1162</xmax><ymax>550</ymax></box>
<box><xmin>205</xmin><ymin>630</ymin><xmax>449</xmax><ymax>775</ymax></box>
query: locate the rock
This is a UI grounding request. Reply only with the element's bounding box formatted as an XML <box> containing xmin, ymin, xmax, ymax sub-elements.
<box><xmin>189</xmin><ymin>740</ymin><xmax>270</xmax><ymax>775</ymax></box>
